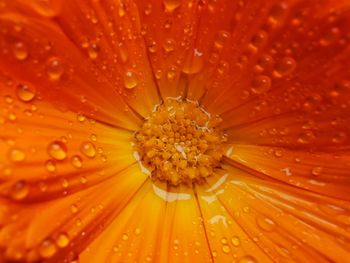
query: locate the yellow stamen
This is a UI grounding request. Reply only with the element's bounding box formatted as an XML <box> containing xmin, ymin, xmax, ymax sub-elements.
<box><xmin>134</xmin><ymin>98</ymin><xmax>226</xmax><ymax>186</ymax></box>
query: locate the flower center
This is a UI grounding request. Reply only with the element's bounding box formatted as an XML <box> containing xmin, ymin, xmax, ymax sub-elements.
<box><xmin>134</xmin><ymin>97</ymin><xmax>226</xmax><ymax>186</ymax></box>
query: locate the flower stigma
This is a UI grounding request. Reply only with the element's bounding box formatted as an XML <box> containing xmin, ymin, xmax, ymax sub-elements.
<box><xmin>134</xmin><ymin>97</ymin><xmax>227</xmax><ymax>186</ymax></box>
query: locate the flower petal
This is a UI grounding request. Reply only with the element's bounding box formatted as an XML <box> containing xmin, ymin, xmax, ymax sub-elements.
<box><xmin>0</xmin><ymin>163</ymin><xmax>147</xmax><ymax>261</ymax></box>
<box><xmin>216</xmin><ymin>167</ymin><xmax>350</xmax><ymax>262</ymax></box>
<box><xmin>0</xmin><ymin>82</ymin><xmax>137</xmax><ymax>202</ymax></box>
<box><xmin>52</xmin><ymin>0</ymin><xmax>160</xmax><ymax>117</ymax></box>
<box><xmin>79</xmin><ymin>179</ymin><xmax>165</xmax><ymax>262</ymax></box>
<box><xmin>225</xmin><ymin>144</ymin><xmax>350</xmax><ymax>201</ymax></box>
<box><xmin>0</xmin><ymin>9</ymin><xmax>141</xmax><ymax>129</ymax></box>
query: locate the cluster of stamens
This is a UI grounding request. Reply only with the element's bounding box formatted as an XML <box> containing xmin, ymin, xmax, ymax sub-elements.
<box><xmin>134</xmin><ymin>98</ymin><xmax>226</xmax><ymax>186</ymax></box>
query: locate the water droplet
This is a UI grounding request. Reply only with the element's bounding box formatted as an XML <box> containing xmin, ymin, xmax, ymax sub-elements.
<box><xmin>222</xmin><ymin>245</ymin><xmax>230</xmax><ymax>253</ymax></box>
<box><xmin>71</xmin><ymin>155</ymin><xmax>83</xmax><ymax>168</ymax></box>
<box><xmin>122</xmin><ymin>233</ymin><xmax>129</xmax><ymax>240</ymax></box>
<box><xmin>250</xmin><ymin>30</ymin><xmax>268</xmax><ymax>49</ymax></box>
<box><xmin>238</xmin><ymin>255</ymin><xmax>257</xmax><ymax>263</ymax></box>
<box><xmin>144</xmin><ymin>4</ymin><xmax>152</xmax><ymax>15</ymax></box>
<box><xmin>273</xmin><ymin>57</ymin><xmax>296</xmax><ymax>77</ymax></box>
<box><xmin>56</xmin><ymin>232</ymin><xmax>70</xmax><ymax>248</ymax></box>
<box><xmin>88</xmin><ymin>43</ymin><xmax>100</xmax><ymax>60</ymax></box>
<box><xmin>124</xmin><ymin>70</ymin><xmax>138</xmax><ymax>89</ymax></box>
<box><xmin>77</xmin><ymin>113</ymin><xmax>86</xmax><ymax>122</ymax></box>
<box><xmin>256</xmin><ymin>216</ymin><xmax>276</xmax><ymax>232</ymax></box>
<box><xmin>119</xmin><ymin>43</ymin><xmax>129</xmax><ymax>63</ymax></box>
<box><xmin>251</xmin><ymin>75</ymin><xmax>271</xmax><ymax>94</ymax></box>
<box><xmin>12</xmin><ymin>41</ymin><xmax>28</xmax><ymax>61</ymax></box>
<box><xmin>80</xmin><ymin>141</ymin><xmax>96</xmax><ymax>158</ymax></box>
<box><xmin>8</xmin><ymin>148</ymin><xmax>25</xmax><ymax>162</ymax></box>
<box><xmin>134</xmin><ymin>228</ymin><xmax>141</xmax><ymax>235</ymax></box>
<box><xmin>167</xmin><ymin>66</ymin><xmax>177</xmax><ymax>80</ymax></box>
<box><xmin>256</xmin><ymin>55</ymin><xmax>274</xmax><ymax>71</ymax></box>
<box><xmin>311</xmin><ymin>166</ymin><xmax>323</xmax><ymax>176</ymax></box>
<box><xmin>231</xmin><ymin>236</ymin><xmax>240</xmax><ymax>246</ymax></box>
<box><xmin>182</xmin><ymin>48</ymin><xmax>204</xmax><ymax>74</ymax></box>
<box><xmin>163</xmin><ymin>38</ymin><xmax>175</xmax><ymax>52</ymax></box>
<box><xmin>214</xmin><ymin>31</ymin><xmax>230</xmax><ymax>49</ymax></box>
<box><xmin>16</xmin><ymin>84</ymin><xmax>36</xmax><ymax>102</ymax></box>
<box><xmin>70</xmin><ymin>204</ymin><xmax>78</xmax><ymax>214</ymax></box>
<box><xmin>47</xmin><ymin>141</ymin><xmax>67</xmax><ymax>161</ymax></box>
<box><xmin>268</xmin><ymin>3</ymin><xmax>288</xmax><ymax>24</ymax></box>
<box><xmin>11</xmin><ymin>180</ymin><xmax>29</xmax><ymax>200</ymax></box>
<box><xmin>39</xmin><ymin>239</ymin><xmax>57</xmax><ymax>259</ymax></box>
<box><xmin>46</xmin><ymin>57</ymin><xmax>64</xmax><ymax>81</ymax></box>
<box><xmin>45</xmin><ymin>160</ymin><xmax>56</xmax><ymax>172</ymax></box>
<box><xmin>163</xmin><ymin>0</ymin><xmax>181</xmax><ymax>12</ymax></box>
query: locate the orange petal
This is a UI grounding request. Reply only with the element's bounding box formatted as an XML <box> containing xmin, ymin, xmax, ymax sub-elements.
<box><xmin>0</xmin><ymin>82</ymin><xmax>136</xmax><ymax>202</ymax></box>
<box><xmin>0</xmin><ymin>164</ymin><xmax>147</xmax><ymax>261</ymax></box>
<box><xmin>194</xmin><ymin>0</ymin><xmax>350</xmax><ymax>122</ymax></box>
<box><xmin>0</xmin><ymin>10</ymin><xmax>141</xmax><ymax>129</ymax></box>
<box><xmin>209</xmin><ymin>168</ymin><xmax>350</xmax><ymax>262</ymax></box>
<box><xmin>79</xmin><ymin>179</ymin><xmax>165</xmax><ymax>262</ymax></box>
<box><xmin>135</xmin><ymin>0</ymin><xmax>203</xmax><ymax>98</ymax></box>
<box><xmin>225</xmin><ymin>144</ymin><xmax>350</xmax><ymax>200</ymax></box>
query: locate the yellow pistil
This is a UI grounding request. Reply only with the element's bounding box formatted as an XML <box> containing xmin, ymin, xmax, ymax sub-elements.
<box><xmin>134</xmin><ymin>97</ymin><xmax>226</xmax><ymax>186</ymax></box>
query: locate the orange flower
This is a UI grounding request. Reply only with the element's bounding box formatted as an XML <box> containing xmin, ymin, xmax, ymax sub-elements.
<box><xmin>0</xmin><ymin>0</ymin><xmax>350</xmax><ymax>262</ymax></box>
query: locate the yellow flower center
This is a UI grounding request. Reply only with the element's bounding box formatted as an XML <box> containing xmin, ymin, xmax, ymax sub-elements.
<box><xmin>134</xmin><ymin>97</ymin><xmax>226</xmax><ymax>186</ymax></box>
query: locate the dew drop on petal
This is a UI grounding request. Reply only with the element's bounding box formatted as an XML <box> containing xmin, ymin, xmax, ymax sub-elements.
<box><xmin>39</xmin><ymin>239</ymin><xmax>57</xmax><ymax>259</ymax></box>
<box><xmin>16</xmin><ymin>84</ymin><xmax>36</xmax><ymax>102</ymax></box>
<box><xmin>214</xmin><ymin>30</ymin><xmax>230</xmax><ymax>49</ymax></box>
<box><xmin>11</xmin><ymin>180</ymin><xmax>29</xmax><ymax>200</ymax></box>
<box><xmin>56</xmin><ymin>232</ymin><xmax>70</xmax><ymax>248</ymax></box>
<box><xmin>124</xmin><ymin>70</ymin><xmax>138</xmax><ymax>89</ymax></box>
<box><xmin>182</xmin><ymin>49</ymin><xmax>204</xmax><ymax>75</ymax></box>
<box><xmin>251</xmin><ymin>75</ymin><xmax>271</xmax><ymax>94</ymax></box>
<box><xmin>45</xmin><ymin>160</ymin><xmax>56</xmax><ymax>172</ymax></box>
<box><xmin>8</xmin><ymin>148</ymin><xmax>26</xmax><ymax>162</ymax></box>
<box><xmin>80</xmin><ymin>141</ymin><xmax>96</xmax><ymax>158</ymax></box>
<box><xmin>311</xmin><ymin>166</ymin><xmax>323</xmax><ymax>176</ymax></box>
<box><xmin>163</xmin><ymin>0</ymin><xmax>181</xmax><ymax>12</ymax></box>
<box><xmin>47</xmin><ymin>141</ymin><xmax>67</xmax><ymax>161</ymax></box>
<box><xmin>273</xmin><ymin>57</ymin><xmax>296</xmax><ymax>77</ymax></box>
<box><xmin>238</xmin><ymin>255</ymin><xmax>257</xmax><ymax>263</ymax></box>
<box><xmin>163</xmin><ymin>38</ymin><xmax>175</xmax><ymax>52</ymax></box>
<box><xmin>122</xmin><ymin>233</ymin><xmax>129</xmax><ymax>241</ymax></box>
<box><xmin>46</xmin><ymin>57</ymin><xmax>64</xmax><ymax>81</ymax></box>
<box><xmin>231</xmin><ymin>236</ymin><xmax>240</xmax><ymax>247</ymax></box>
<box><xmin>12</xmin><ymin>41</ymin><xmax>29</xmax><ymax>61</ymax></box>
<box><xmin>222</xmin><ymin>245</ymin><xmax>230</xmax><ymax>253</ymax></box>
<box><xmin>256</xmin><ymin>216</ymin><xmax>276</xmax><ymax>232</ymax></box>
<box><xmin>88</xmin><ymin>43</ymin><xmax>100</xmax><ymax>60</ymax></box>
<box><xmin>71</xmin><ymin>155</ymin><xmax>83</xmax><ymax>168</ymax></box>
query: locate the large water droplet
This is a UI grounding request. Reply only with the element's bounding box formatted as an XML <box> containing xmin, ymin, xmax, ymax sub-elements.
<box><xmin>256</xmin><ymin>216</ymin><xmax>276</xmax><ymax>232</ymax></box>
<box><xmin>47</xmin><ymin>141</ymin><xmax>67</xmax><ymax>161</ymax></box>
<box><xmin>163</xmin><ymin>0</ymin><xmax>181</xmax><ymax>12</ymax></box>
<box><xmin>39</xmin><ymin>239</ymin><xmax>57</xmax><ymax>259</ymax></box>
<box><xmin>88</xmin><ymin>43</ymin><xmax>100</xmax><ymax>60</ymax></box>
<box><xmin>46</xmin><ymin>57</ymin><xmax>64</xmax><ymax>81</ymax></box>
<box><xmin>273</xmin><ymin>57</ymin><xmax>296</xmax><ymax>77</ymax></box>
<box><xmin>80</xmin><ymin>141</ymin><xmax>96</xmax><ymax>158</ymax></box>
<box><xmin>231</xmin><ymin>236</ymin><xmax>240</xmax><ymax>246</ymax></box>
<box><xmin>71</xmin><ymin>155</ymin><xmax>83</xmax><ymax>168</ymax></box>
<box><xmin>251</xmin><ymin>75</ymin><xmax>271</xmax><ymax>94</ymax></box>
<box><xmin>12</xmin><ymin>41</ymin><xmax>29</xmax><ymax>61</ymax></box>
<box><xmin>163</xmin><ymin>38</ymin><xmax>175</xmax><ymax>52</ymax></box>
<box><xmin>124</xmin><ymin>70</ymin><xmax>138</xmax><ymax>89</ymax></box>
<box><xmin>56</xmin><ymin>232</ymin><xmax>70</xmax><ymax>248</ymax></box>
<box><xmin>16</xmin><ymin>84</ymin><xmax>36</xmax><ymax>102</ymax></box>
<box><xmin>182</xmin><ymin>49</ymin><xmax>204</xmax><ymax>74</ymax></box>
<box><xmin>11</xmin><ymin>180</ymin><xmax>29</xmax><ymax>200</ymax></box>
<box><xmin>8</xmin><ymin>148</ymin><xmax>26</xmax><ymax>162</ymax></box>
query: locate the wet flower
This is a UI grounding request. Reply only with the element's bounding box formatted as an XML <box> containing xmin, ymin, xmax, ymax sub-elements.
<box><xmin>0</xmin><ymin>0</ymin><xmax>350</xmax><ymax>262</ymax></box>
